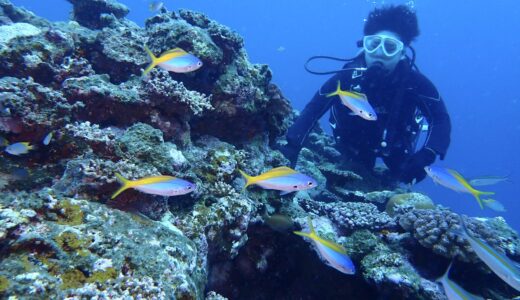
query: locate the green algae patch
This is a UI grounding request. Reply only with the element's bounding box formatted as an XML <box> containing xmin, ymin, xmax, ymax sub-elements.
<box><xmin>60</xmin><ymin>267</ymin><xmax>118</xmax><ymax>290</ymax></box>
<box><xmin>54</xmin><ymin>231</ymin><xmax>90</xmax><ymax>256</ymax></box>
<box><xmin>0</xmin><ymin>276</ymin><xmax>9</xmax><ymax>293</ymax></box>
<box><xmin>56</xmin><ymin>200</ymin><xmax>84</xmax><ymax>225</ymax></box>
<box><xmin>60</xmin><ymin>268</ymin><xmax>87</xmax><ymax>290</ymax></box>
<box><xmin>87</xmin><ymin>267</ymin><xmax>118</xmax><ymax>283</ymax></box>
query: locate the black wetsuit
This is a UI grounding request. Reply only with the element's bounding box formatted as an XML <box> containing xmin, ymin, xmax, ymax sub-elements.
<box><xmin>285</xmin><ymin>55</ymin><xmax>451</xmax><ymax>181</ymax></box>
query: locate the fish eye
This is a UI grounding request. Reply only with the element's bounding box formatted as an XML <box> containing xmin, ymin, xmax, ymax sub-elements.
<box><xmin>187</xmin><ymin>186</ymin><xmax>192</xmax><ymax>190</ymax></box>
<box><xmin>307</xmin><ymin>181</ymin><xmax>313</xmax><ymax>186</ymax></box>
<box><xmin>293</xmin><ymin>185</ymin><xmax>298</xmax><ymax>189</ymax></box>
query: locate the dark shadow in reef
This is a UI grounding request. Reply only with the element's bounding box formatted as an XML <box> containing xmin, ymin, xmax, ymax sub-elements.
<box><xmin>206</xmin><ymin>223</ymin><xmax>377</xmax><ymax>300</ymax></box>
<box><xmin>403</xmin><ymin>235</ymin><xmax>519</xmax><ymax>299</ymax></box>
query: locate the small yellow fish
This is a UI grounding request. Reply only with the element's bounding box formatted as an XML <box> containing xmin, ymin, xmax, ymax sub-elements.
<box><xmin>294</xmin><ymin>217</ymin><xmax>355</xmax><ymax>275</ymax></box>
<box><xmin>425</xmin><ymin>166</ymin><xmax>495</xmax><ymax>209</ymax></box>
<box><xmin>142</xmin><ymin>45</ymin><xmax>203</xmax><ymax>76</ymax></box>
<box><xmin>111</xmin><ymin>173</ymin><xmax>196</xmax><ymax>199</ymax></box>
<box><xmin>326</xmin><ymin>81</ymin><xmax>377</xmax><ymax>121</ymax></box>
<box><xmin>238</xmin><ymin>166</ymin><xmax>317</xmax><ymax>194</ymax></box>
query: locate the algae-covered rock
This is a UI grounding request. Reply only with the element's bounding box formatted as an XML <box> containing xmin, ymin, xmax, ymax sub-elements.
<box><xmin>67</xmin><ymin>0</ymin><xmax>129</xmax><ymax>29</ymax></box>
<box><xmin>362</xmin><ymin>245</ymin><xmax>446</xmax><ymax>299</ymax></box>
<box><xmin>0</xmin><ymin>22</ymin><xmax>41</xmax><ymax>46</ymax></box>
<box><xmin>0</xmin><ymin>191</ymin><xmax>205</xmax><ymax>298</ymax></box>
<box><xmin>386</xmin><ymin>192</ymin><xmax>435</xmax><ymax>217</ymax></box>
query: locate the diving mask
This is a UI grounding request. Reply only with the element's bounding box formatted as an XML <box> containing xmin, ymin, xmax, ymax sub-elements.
<box><xmin>363</xmin><ymin>35</ymin><xmax>404</xmax><ymax>57</ymax></box>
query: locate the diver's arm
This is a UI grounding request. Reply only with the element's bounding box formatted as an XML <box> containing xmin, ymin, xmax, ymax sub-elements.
<box><xmin>415</xmin><ymin>77</ymin><xmax>452</xmax><ymax>159</ymax></box>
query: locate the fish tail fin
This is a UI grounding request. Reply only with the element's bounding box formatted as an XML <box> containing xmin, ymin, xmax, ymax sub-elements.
<box><xmin>436</xmin><ymin>260</ymin><xmax>453</xmax><ymax>282</ymax></box>
<box><xmin>326</xmin><ymin>80</ymin><xmax>342</xmax><ymax>97</ymax></box>
<box><xmin>293</xmin><ymin>216</ymin><xmax>316</xmax><ymax>239</ymax></box>
<box><xmin>448</xmin><ymin>215</ymin><xmax>469</xmax><ymax>241</ymax></box>
<box><xmin>473</xmin><ymin>189</ymin><xmax>495</xmax><ymax>209</ymax></box>
<box><xmin>142</xmin><ymin>45</ymin><xmax>158</xmax><ymax>77</ymax></box>
<box><xmin>455</xmin><ymin>215</ymin><xmax>471</xmax><ymax>238</ymax></box>
<box><xmin>111</xmin><ymin>173</ymin><xmax>131</xmax><ymax>199</ymax></box>
<box><xmin>25</xmin><ymin>143</ymin><xmax>34</xmax><ymax>150</ymax></box>
<box><xmin>20</xmin><ymin>142</ymin><xmax>35</xmax><ymax>150</ymax></box>
<box><xmin>238</xmin><ymin>169</ymin><xmax>254</xmax><ymax>189</ymax></box>
<box><xmin>293</xmin><ymin>230</ymin><xmax>312</xmax><ymax>238</ymax></box>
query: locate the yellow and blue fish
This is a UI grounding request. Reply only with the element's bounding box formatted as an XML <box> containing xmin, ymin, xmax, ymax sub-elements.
<box><xmin>5</xmin><ymin>142</ymin><xmax>34</xmax><ymax>155</ymax></box>
<box><xmin>456</xmin><ymin>218</ymin><xmax>520</xmax><ymax>292</ymax></box>
<box><xmin>424</xmin><ymin>166</ymin><xmax>496</xmax><ymax>210</ymax></box>
<box><xmin>111</xmin><ymin>173</ymin><xmax>196</xmax><ymax>199</ymax></box>
<box><xmin>436</xmin><ymin>261</ymin><xmax>484</xmax><ymax>300</ymax></box>
<box><xmin>327</xmin><ymin>80</ymin><xmax>377</xmax><ymax>121</ymax></box>
<box><xmin>294</xmin><ymin>217</ymin><xmax>355</xmax><ymax>275</ymax></box>
<box><xmin>142</xmin><ymin>45</ymin><xmax>203</xmax><ymax>76</ymax></box>
<box><xmin>238</xmin><ymin>166</ymin><xmax>317</xmax><ymax>195</ymax></box>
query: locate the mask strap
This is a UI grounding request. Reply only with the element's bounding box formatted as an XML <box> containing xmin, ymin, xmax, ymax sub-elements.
<box><xmin>304</xmin><ymin>52</ymin><xmax>365</xmax><ymax>75</ymax></box>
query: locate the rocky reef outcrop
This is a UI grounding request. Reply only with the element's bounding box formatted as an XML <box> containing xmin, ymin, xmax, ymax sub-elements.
<box><xmin>0</xmin><ymin>0</ymin><xmax>519</xmax><ymax>299</ymax></box>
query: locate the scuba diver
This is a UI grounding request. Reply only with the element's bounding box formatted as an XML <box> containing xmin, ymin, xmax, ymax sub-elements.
<box><xmin>279</xmin><ymin>5</ymin><xmax>451</xmax><ymax>184</ymax></box>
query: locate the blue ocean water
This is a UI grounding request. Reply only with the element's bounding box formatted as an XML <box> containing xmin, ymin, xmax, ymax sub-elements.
<box><xmin>12</xmin><ymin>0</ymin><xmax>520</xmax><ymax>231</ymax></box>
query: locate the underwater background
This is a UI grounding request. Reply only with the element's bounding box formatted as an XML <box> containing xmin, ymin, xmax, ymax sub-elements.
<box><xmin>1</xmin><ymin>0</ymin><xmax>519</xmax><ymax>299</ymax></box>
<box><xmin>13</xmin><ymin>0</ymin><xmax>519</xmax><ymax>230</ymax></box>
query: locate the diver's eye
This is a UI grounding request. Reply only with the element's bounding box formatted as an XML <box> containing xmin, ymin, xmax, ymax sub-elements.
<box><xmin>308</xmin><ymin>181</ymin><xmax>313</xmax><ymax>186</ymax></box>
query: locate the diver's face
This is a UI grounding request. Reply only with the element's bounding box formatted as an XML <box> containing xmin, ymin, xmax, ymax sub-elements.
<box><xmin>363</xmin><ymin>30</ymin><xmax>405</xmax><ymax>75</ymax></box>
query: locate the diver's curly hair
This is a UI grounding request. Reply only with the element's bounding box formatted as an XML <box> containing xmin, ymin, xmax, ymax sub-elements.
<box><xmin>363</xmin><ymin>5</ymin><xmax>419</xmax><ymax>46</ymax></box>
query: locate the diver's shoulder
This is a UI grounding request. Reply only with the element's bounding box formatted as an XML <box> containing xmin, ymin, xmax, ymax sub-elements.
<box><xmin>407</xmin><ymin>68</ymin><xmax>440</xmax><ymax>99</ymax></box>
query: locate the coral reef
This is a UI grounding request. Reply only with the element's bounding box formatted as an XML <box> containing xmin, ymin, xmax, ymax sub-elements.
<box><xmin>297</xmin><ymin>196</ymin><xmax>395</xmax><ymax>233</ymax></box>
<box><xmin>398</xmin><ymin>208</ymin><xmax>520</xmax><ymax>262</ymax></box>
<box><xmin>0</xmin><ymin>0</ymin><xmax>519</xmax><ymax>299</ymax></box>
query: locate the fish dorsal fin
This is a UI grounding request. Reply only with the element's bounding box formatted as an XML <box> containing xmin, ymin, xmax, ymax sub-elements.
<box><xmin>316</xmin><ymin>236</ymin><xmax>348</xmax><ymax>254</ymax></box>
<box><xmin>160</xmin><ymin>48</ymin><xmax>188</xmax><ymax>58</ymax></box>
<box><xmin>263</xmin><ymin>166</ymin><xmax>298</xmax><ymax>177</ymax></box>
<box><xmin>326</xmin><ymin>81</ymin><xmax>366</xmax><ymax>100</ymax></box>
<box><xmin>447</xmin><ymin>168</ymin><xmax>464</xmax><ymax>180</ymax></box>
<box><xmin>348</xmin><ymin>91</ymin><xmax>368</xmax><ymax>101</ymax></box>
<box><xmin>447</xmin><ymin>169</ymin><xmax>472</xmax><ymax>188</ymax></box>
<box><xmin>135</xmin><ymin>175</ymin><xmax>176</xmax><ymax>186</ymax></box>
<box><xmin>305</xmin><ymin>217</ymin><xmax>348</xmax><ymax>255</ymax></box>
